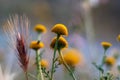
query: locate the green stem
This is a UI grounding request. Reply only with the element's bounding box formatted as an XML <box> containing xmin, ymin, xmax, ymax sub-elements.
<box><xmin>28</xmin><ymin>73</ymin><xmax>37</xmax><ymax>80</ymax></box>
<box><xmin>25</xmin><ymin>71</ymin><xmax>29</xmax><ymax>80</ymax></box>
<box><xmin>38</xmin><ymin>33</ymin><xmax>42</xmax><ymax>41</ymax></box>
<box><xmin>99</xmin><ymin>50</ymin><xmax>107</xmax><ymax>80</ymax></box>
<box><xmin>50</xmin><ymin>34</ymin><xmax>60</xmax><ymax>80</ymax></box>
<box><xmin>42</xmin><ymin>68</ymin><xmax>51</xmax><ymax>79</ymax></box>
<box><xmin>36</xmin><ymin>50</ymin><xmax>44</xmax><ymax>80</ymax></box>
<box><xmin>101</xmin><ymin>50</ymin><xmax>107</xmax><ymax>68</ymax></box>
<box><xmin>58</xmin><ymin>49</ymin><xmax>77</xmax><ymax>80</ymax></box>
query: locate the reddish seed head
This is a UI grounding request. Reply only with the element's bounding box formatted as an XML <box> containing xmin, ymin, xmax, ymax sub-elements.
<box><xmin>16</xmin><ymin>33</ymin><xmax>29</xmax><ymax>72</ymax></box>
<box><xmin>3</xmin><ymin>15</ymin><xmax>30</xmax><ymax>73</ymax></box>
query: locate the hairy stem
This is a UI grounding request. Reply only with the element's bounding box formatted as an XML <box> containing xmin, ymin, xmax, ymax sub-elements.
<box><xmin>42</xmin><ymin>68</ymin><xmax>51</xmax><ymax>79</ymax></box>
<box><xmin>50</xmin><ymin>34</ymin><xmax>60</xmax><ymax>80</ymax></box>
<box><xmin>36</xmin><ymin>50</ymin><xmax>44</xmax><ymax>80</ymax></box>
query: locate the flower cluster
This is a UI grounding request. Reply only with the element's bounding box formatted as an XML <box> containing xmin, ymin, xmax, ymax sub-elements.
<box><xmin>92</xmin><ymin>35</ymin><xmax>120</xmax><ymax>80</ymax></box>
<box><xmin>3</xmin><ymin>15</ymin><xmax>120</xmax><ymax>80</ymax></box>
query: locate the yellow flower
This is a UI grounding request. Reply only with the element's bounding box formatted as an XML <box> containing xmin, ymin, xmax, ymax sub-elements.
<box><xmin>50</xmin><ymin>36</ymin><xmax>68</xmax><ymax>50</ymax></box>
<box><xmin>59</xmin><ymin>49</ymin><xmax>83</xmax><ymax>67</ymax></box>
<box><xmin>105</xmin><ymin>56</ymin><xmax>116</xmax><ymax>66</ymax></box>
<box><xmin>101</xmin><ymin>42</ymin><xmax>112</xmax><ymax>50</ymax></box>
<box><xmin>51</xmin><ymin>24</ymin><xmax>68</xmax><ymax>36</ymax></box>
<box><xmin>34</xmin><ymin>24</ymin><xmax>47</xmax><ymax>33</ymax></box>
<box><xmin>39</xmin><ymin>59</ymin><xmax>48</xmax><ymax>68</ymax></box>
<box><xmin>117</xmin><ymin>34</ymin><xmax>120</xmax><ymax>42</ymax></box>
<box><xmin>30</xmin><ymin>41</ymin><xmax>44</xmax><ymax>50</ymax></box>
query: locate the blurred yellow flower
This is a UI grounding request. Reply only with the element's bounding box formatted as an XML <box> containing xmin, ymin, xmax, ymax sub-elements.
<box><xmin>34</xmin><ymin>24</ymin><xmax>47</xmax><ymax>33</ymax></box>
<box><xmin>60</xmin><ymin>49</ymin><xmax>84</xmax><ymax>67</ymax></box>
<box><xmin>101</xmin><ymin>42</ymin><xmax>112</xmax><ymax>50</ymax></box>
<box><xmin>50</xmin><ymin>36</ymin><xmax>68</xmax><ymax>50</ymax></box>
<box><xmin>51</xmin><ymin>24</ymin><xmax>68</xmax><ymax>36</ymax></box>
<box><xmin>117</xmin><ymin>34</ymin><xmax>120</xmax><ymax>42</ymax></box>
<box><xmin>30</xmin><ymin>41</ymin><xmax>44</xmax><ymax>50</ymax></box>
<box><xmin>105</xmin><ymin>56</ymin><xmax>116</xmax><ymax>66</ymax></box>
<box><xmin>39</xmin><ymin>59</ymin><xmax>48</xmax><ymax>68</ymax></box>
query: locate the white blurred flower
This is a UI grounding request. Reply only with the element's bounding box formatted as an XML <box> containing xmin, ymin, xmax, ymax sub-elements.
<box><xmin>0</xmin><ymin>65</ymin><xmax>17</xmax><ymax>80</ymax></box>
<box><xmin>0</xmin><ymin>53</ymin><xmax>17</xmax><ymax>80</ymax></box>
<box><xmin>81</xmin><ymin>0</ymin><xmax>100</xmax><ymax>11</ymax></box>
<box><xmin>89</xmin><ymin>0</ymin><xmax>100</xmax><ymax>7</ymax></box>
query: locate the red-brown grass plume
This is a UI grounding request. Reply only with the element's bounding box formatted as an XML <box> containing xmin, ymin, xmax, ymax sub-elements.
<box><xmin>3</xmin><ymin>15</ymin><xmax>30</xmax><ymax>74</ymax></box>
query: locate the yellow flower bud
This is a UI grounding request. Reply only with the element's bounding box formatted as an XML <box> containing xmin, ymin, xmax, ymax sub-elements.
<box><xmin>39</xmin><ymin>59</ymin><xmax>48</xmax><ymax>68</ymax></box>
<box><xmin>30</xmin><ymin>41</ymin><xmax>44</xmax><ymax>50</ymax></box>
<box><xmin>117</xmin><ymin>34</ymin><xmax>120</xmax><ymax>42</ymax></box>
<box><xmin>50</xmin><ymin>36</ymin><xmax>68</xmax><ymax>50</ymax></box>
<box><xmin>101</xmin><ymin>42</ymin><xmax>112</xmax><ymax>50</ymax></box>
<box><xmin>51</xmin><ymin>24</ymin><xmax>68</xmax><ymax>36</ymax></box>
<box><xmin>59</xmin><ymin>49</ymin><xmax>83</xmax><ymax>67</ymax></box>
<box><xmin>34</xmin><ymin>24</ymin><xmax>47</xmax><ymax>33</ymax></box>
<box><xmin>105</xmin><ymin>57</ymin><xmax>116</xmax><ymax>66</ymax></box>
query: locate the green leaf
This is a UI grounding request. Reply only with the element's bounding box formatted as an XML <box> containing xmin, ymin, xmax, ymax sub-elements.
<box><xmin>92</xmin><ymin>62</ymin><xmax>104</xmax><ymax>73</ymax></box>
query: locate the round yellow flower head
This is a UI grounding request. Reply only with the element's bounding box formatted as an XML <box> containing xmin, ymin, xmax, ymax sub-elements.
<box><xmin>34</xmin><ymin>24</ymin><xmax>47</xmax><ymax>33</ymax></box>
<box><xmin>51</xmin><ymin>24</ymin><xmax>68</xmax><ymax>36</ymax></box>
<box><xmin>50</xmin><ymin>36</ymin><xmax>68</xmax><ymax>50</ymax></box>
<box><xmin>105</xmin><ymin>57</ymin><xmax>116</xmax><ymax>66</ymax></box>
<box><xmin>30</xmin><ymin>41</ymin><xmax>44</xmax><ymax>50</ymax></box>
<box><xmin>117</xmin><ymin>34</ymin><xmax>120</xmax><ymax>42</ymax></box>
<box><xmin>39</xmin><ymin>59</ymin><xmax>48</xmax><ymax>68</ymax></box>
<box><xmin>101</xmin><ymin>42</ymin><xmax>112</xmax><ymax>50</ymax></box>
<box><xmin>59</xmin><ymin>49</ymin><xmax>84</xmax><ymax>67</ymax></box>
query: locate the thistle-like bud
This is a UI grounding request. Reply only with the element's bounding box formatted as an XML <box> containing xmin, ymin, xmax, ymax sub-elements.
<box><xmin>101</xmin><ymin>42</ymin><xmax>112</xmax><ymax>50</ymax></box>
<box><xmin>51</xmin><ymin>24</ymin><xmax>68</xmax><ymax>36</ymax></box>
<box><xmin>34</xmin><ymin>24</ymin><xmax>47</xmax><ymax>33</ymax></box>
<box><xmin>50</xmin><ymin>36</ymin><xmax>68</xmax><ymax>50</ymax></box>
<box><xmin>30</xmin><ymin>41</ymin><xmax>44</xmax><ymax>50</ymax></box>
